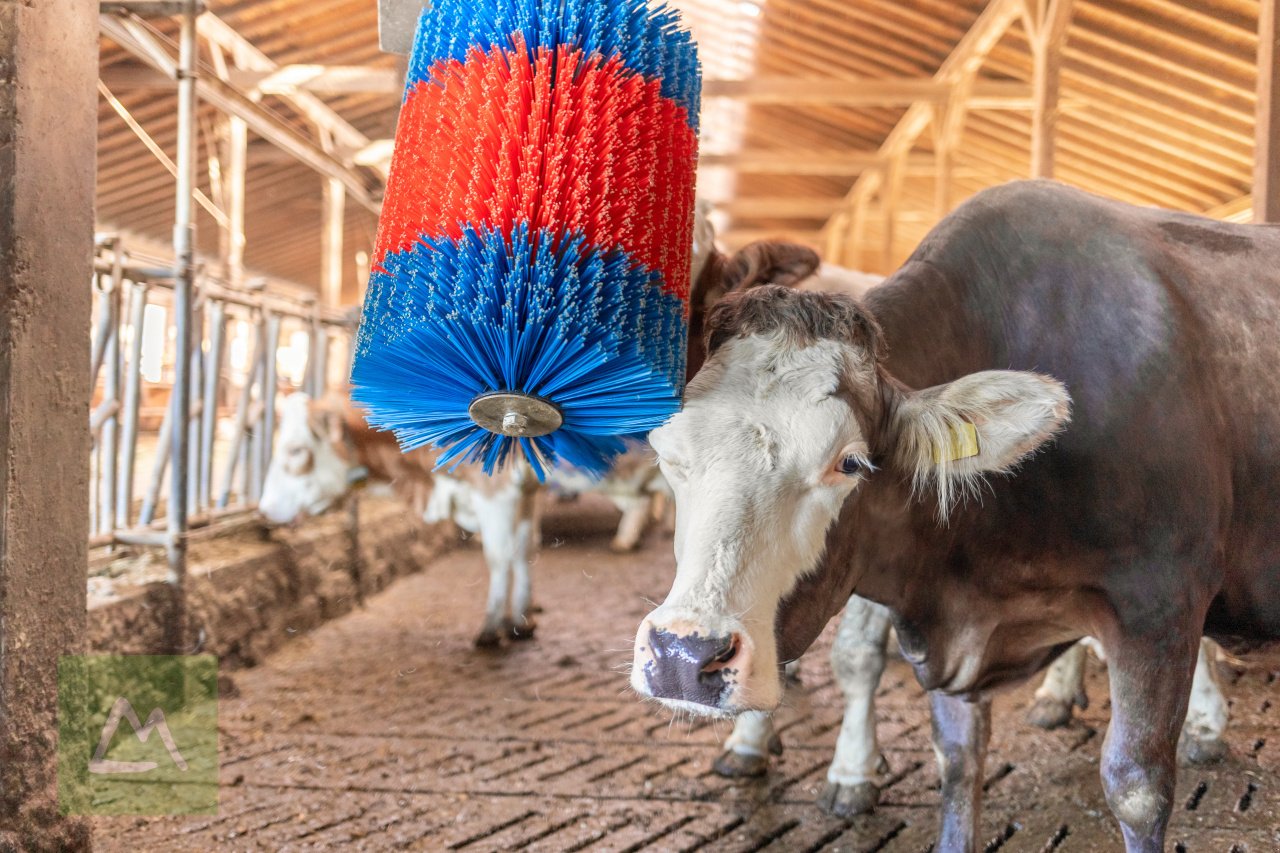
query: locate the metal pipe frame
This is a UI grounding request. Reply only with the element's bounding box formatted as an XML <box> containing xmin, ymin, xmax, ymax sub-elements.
<box><xmin>87</xmin><ymin>7</ymin><xmax>361</xmax><ymax>616</ymax></box>
<box><xmin>167</xmin><ymin>0</ymin><xmax>198</xmax><ymax>652</ymax></box>
<box><xmin>117</xmin><ymin>278</ymin><xmax>148</xmax><ymax>528</ymax></box>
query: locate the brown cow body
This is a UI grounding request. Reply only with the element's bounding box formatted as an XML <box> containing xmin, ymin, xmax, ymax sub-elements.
<box><xmin>633</xmin><ymin>181</ymin><xmax>1280</xmax><ymax>850</ymax></box>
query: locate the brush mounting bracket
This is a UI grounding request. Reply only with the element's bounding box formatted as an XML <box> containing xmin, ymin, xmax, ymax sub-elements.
<box><xmin>468</xmin><ymin>392</ymin><xmax>563</xmax><ymax>438</ymax></box>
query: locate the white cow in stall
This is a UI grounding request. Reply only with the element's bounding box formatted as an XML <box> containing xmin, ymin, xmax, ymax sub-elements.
<box><xmin>701</xmin><ymin>242</ymin><xmax>1232</xmax><ymax>817</ymax></box>
<box><xmin>259</xmin><ymin>391</ymin><xmax>541</xmax><ymax>647</ymax></box>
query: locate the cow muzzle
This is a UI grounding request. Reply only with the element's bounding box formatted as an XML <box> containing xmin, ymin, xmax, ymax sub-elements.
<box><xmin>630</xmin><ymin>616</ymin><xmax>756</xmax><ymax>715</ymax></box>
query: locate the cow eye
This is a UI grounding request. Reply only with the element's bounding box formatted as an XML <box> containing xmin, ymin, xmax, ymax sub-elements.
<box><xmin>837</xmin><ymin>455</ymin><xmax>868</xmax><ymax>476</ymax></box>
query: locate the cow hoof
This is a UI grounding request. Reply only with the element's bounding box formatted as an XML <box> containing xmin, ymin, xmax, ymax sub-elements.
<box><xmin>473</xmin><ymin>629</ymin><xmax>502</xmax><ymax>649</ymax></box>
<box><xmin>817</xmin><ymin>781</ymin><xmax>880</xmax><ymax>818</ymax></box>
<box><xmin>507</xmin><ymin>620</ymin><xmax>537</xmax><ymax>642</ymax></box>
<box><xmin>1026</xmin><ymin>696</ymin><xmax>1075</xmax><ymax>730</ymax></box>
<box><xmin>1179</xmin><ymin>733</ymin><xmax>1228</xmax><ymax>766</ymax></box>
<box><xmin>609</xmin><ymin>538</ymin><xmax>640</xmax><ymax>554</ymax></box>
<box><xmin>712</xmin><ymin>749</ymin><xmax>770</xmax><ymax>778</ymax></box>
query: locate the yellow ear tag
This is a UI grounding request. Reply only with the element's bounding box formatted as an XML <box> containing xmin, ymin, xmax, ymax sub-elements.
<box><xmin>933</xmin><ymin>421</ymin><xmax>981</xmax><ymax>464</ymax></box>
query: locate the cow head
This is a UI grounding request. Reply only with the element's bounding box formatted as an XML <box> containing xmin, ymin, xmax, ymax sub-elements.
<box><xmin>631</xmin><ymin>285</ymin><xmax>1070</xmax><ymax>715</ymax></box>
<box><xmin>258</xmin><ymin>393</ymin><xmax>352</xmax><ymax>524</ymax></box>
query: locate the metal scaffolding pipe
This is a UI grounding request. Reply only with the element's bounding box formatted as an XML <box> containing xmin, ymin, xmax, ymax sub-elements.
<box><xmin>117</xmin><ymin>279</ymin><xmax>148</xmax><ymax>529</ymax></box>
<box><xmin>186</xmin><ymin>311</ymin><xmax>203</xmax><ymax>514</ymax></box>
<box><xmin>201</xmin><ymin>300</ymin><xmax>226</xmax><ymax>508</ymax></box>
<box><xmin>167</xmin><ymin>0</ymin><xmax>199</xmax><ymax>652</ymax></box>
<box><xmin>218</xmin><ymin>312</ymin><xmax>263</xmax><ymax>508</ymax></box>
<box><xmin>98</xmin><ymin>245</ymin><xmax>125</xmax><ymax>536</ymax></box>
<box><xmin>262</xmin><ymin>312</ymin><xmax>281</xmax><ymax>475</ymax></box>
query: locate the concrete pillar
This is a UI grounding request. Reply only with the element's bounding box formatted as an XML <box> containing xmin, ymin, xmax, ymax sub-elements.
<box><xmin>0</xmin><ymin>0</ymin><xmax>97</xmax><ymax>847</ymax></box>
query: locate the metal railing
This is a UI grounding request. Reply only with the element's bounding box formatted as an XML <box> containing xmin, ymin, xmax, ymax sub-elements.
<box><xmin>88</xmin><ymin>237</ymin><xmax>354</xmax><ymax>555</ymax></box>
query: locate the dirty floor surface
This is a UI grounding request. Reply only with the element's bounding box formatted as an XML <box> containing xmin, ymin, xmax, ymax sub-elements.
<box><xmin>95</xmin><ymin>498</ymin><xmax>1280</xmax><ymax>851</ymax></box>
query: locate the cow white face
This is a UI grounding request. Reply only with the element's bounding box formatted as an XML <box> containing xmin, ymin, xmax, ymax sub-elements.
<box><xmin>630</xmin><ymin>286</ymin><xmax>1069</xmax><ymax>716</ymax></box>
<box><xmin>258</xmin><ymin>393</ymin><xmax>351</xmax><ymax>524</ymax></box>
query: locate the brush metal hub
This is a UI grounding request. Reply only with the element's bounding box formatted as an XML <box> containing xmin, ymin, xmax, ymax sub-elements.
<box><xmin>468</xmin><ymin>392</ymin><xmax>563</xmax><ymax>437</ymax></box>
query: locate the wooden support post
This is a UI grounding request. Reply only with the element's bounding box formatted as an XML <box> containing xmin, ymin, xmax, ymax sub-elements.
<box><xmin>820</xmin><ymin>0</ymin><xmax>1023</xmax><ymax>257</ymax></box>
<box><xmin>881</xmin><ymin>155</ymin><xmax>906</xmax><ymax>273</ymax></box>
<box><xmin>208</xmin><ymin>42</ymin><xmax>248</xmax><ymax>289</ymax></box>
<box><xmin>1255</xmin><ymin>0</ymin><xmax>1280</xmax><ymax>222</ymax></box>
<box><xmin>1022</xmin><ymin>0</ymin><xmax>1075</xmax><ymax>178</ymax></box>
<box><xmin>850</xmin><ymin>181</ymin><xmax>874</xmax><ymax>272</ymax></box>
<box><xmin>0</xmin><ymin>0</ymin><xmax>95</xmax><ymax>845</ymax></box>
<box><xmin>931</xmin><ymin>78</ymin><xmax>972</xmax><ymax>218</ymax></box>
<box><xmin>224</xmin><ymin>118</ymin><xmax>247</xmax><ymax>287</ymax></box>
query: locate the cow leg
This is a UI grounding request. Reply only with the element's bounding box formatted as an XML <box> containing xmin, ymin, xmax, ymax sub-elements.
<box><xmin>1099</xmin><ymin>631</ymin><xmax>1197</xmax><ymax>852</ymax></box>
<box><xmin>818</xmin><ymin>596</ymin><xmax>893</xmax><ymax>817</ymax></box>
<box><xmin>930</xmin><ymin>691</ymin><xmax>991</xmax><ymax>852</ymax></box>
<box><xmin>1027</xmin><ymin>642</ymin><xmax>1089</xmax><ymax>729</ymax></box>
<box><xmin>713</xmin><ymin>710</ymin><xmax>782</xmax><ymax>777</ymax></box>
<box><xmin>1178</xmin><ymin>638</ymin><xmax>1228</xmax><ymax>765</ymax></box>
<box><xmin>609</xmin><ymin>495</ymin><xmax>651</xmax><ymax>553</ymax></box>
<box><xmin>472</xmin><ymin>492</ymin><xmax>519</xmax><ymax>649</ymax></box>
<box><xmin>506</xmin><ymin>507</ymin><xmax>537</xmax><ymax>641</ymax></box>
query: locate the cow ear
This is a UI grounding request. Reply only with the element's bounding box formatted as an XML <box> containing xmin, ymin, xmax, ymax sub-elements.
<box><xmin>892</xmin><ymin>370</ymin><xmax>1070</xmax><ymax>519</ymax></box>
<box><xmin>305</xmin><ymin>405</ymin><xmax>331</xmax><ymax>444</ymax></box>
<box><xmin>723</xmin><ymin>241</ymin><xmax>820</xmax><ymax>292</ymax></box>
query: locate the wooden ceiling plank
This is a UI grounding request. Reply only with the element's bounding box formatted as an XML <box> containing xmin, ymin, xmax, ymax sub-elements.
<box><xmin>974</xmin><ymin>110</ymin><xmax>1224</xmax><ymax>205</ymax></box>
<box><xmin>984</xmin><ymin>49</ymin><xmax>1255</xmax><ymax>169</ymax></box>
<box><xmin>1255</xmin><ymin>0</ymin><xmax>1280</xmax><ymax>221</ymax></box>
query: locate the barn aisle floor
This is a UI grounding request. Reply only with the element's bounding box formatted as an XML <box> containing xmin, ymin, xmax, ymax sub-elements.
<box><xmin>94</xmin><ymin>498</ymin><xmax>1279</xmax><ymax>852</ymax></box>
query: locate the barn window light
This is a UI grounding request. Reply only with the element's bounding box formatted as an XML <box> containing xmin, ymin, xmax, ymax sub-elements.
<box><xmin>278</xmin><ymin>329</ymin><xmax>311</xmax><ymax>386</ymax></box>
<box><xmin>228</xmin><ymin>320</ymin><xmax>250</xmax><ymax>376</ymax></box>
<box><xmin>140</xmin><ymin>304</ymin><xmax>167</xmax><ymax>383</ymax></box>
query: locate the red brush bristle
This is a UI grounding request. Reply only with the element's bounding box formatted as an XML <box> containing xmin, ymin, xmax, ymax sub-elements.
<box><xmin>375</xmin><ymin>40</ymin><xmax>697</xmax><ymax>300</ymax></box>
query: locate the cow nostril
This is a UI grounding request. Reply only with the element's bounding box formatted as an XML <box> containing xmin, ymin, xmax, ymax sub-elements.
<box><xmin>702</xmin><ymin>634</ymin><xmax>741</xmax><ymax>674</ymax></box>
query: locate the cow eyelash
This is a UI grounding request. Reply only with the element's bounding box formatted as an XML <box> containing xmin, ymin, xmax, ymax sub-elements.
<box><xmin>836</xmin><ymin>454</ymin><xmax>875</xmax><ymax>476</ymax></box>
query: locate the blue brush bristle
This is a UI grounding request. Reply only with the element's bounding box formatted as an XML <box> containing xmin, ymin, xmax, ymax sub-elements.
<box><xmin>352</xmin><ymin>225</ymin><xmax>687</xmax><ymax>478</ymax></box>
<box><xmin>405</xmin><ymin>0</ymin><xmax>700</xmax><ymax>129</ymax></box>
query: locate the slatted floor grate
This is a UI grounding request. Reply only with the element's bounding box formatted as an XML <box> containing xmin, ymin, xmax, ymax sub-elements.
<box><xmin>95</xmin><ymin>498</ymin><xmax>1280</xmax><ymax>851</ymax></box>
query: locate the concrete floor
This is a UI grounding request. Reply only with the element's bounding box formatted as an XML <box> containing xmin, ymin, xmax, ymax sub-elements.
<box><xmin>94</xmin><ymin>497</ymin><xmax>1279</xmax><ymax>851</ymax></box>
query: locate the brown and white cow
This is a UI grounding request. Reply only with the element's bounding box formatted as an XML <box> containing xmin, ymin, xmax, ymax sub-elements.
<box><xmin>706</xmin><ymin>245</ymin><xmax>1232</xmax><ymax>816</ymax></box>
<box><xmin>631</xmin><ymin>181</ymin><xmax>1280</xmax><ymax>850</ymax></box>
<box><xmin>260</xmin><ymin>392</ymin><xmax>541</xmax><ymax>646</ymax></box>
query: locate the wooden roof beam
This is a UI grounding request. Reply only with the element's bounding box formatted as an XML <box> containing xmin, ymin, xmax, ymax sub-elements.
<box><xmin>105</xmin><ymin>64</ymin><xmax>1048</xmax><ymax>110</ymax></box>
<box><xmin>1255</xmin><ymin>0</ymin><xmax>1280</xmax><ymax>222</ymax></box>
<box><xmin>714</xmin><ymin>196</ymin><xmax>844</xmax><ymax>219</ymax></box>
<box><xmin>196</xmin><ymin>14</ymin><xmax>385</xmax><ymax>181</ymax></box>
<box><xmin>702</xmin><ymin>77</ymin><xmax>1035</xmax><ymax>107</ymax></box>
<box><xmin>101</xmin><ymin>61</ymin><xmax>402</xmax><ymax>95</ymax></box>
<box><xmin>720</xmin><ymin>229</ymin><xmax>823</xmax><ymax>250</ymax></box>
<box><xmin>823</xmin><ymin>0</ymin><xmax>1025</xmax><ymax>242</ymax></box>
<box><xmin>1021</xmin><ymin>0</ymin><xmax>1076</xmax><ymax>178</ymax></box>
<box><xmin>99</xmin><ymin>13</ymin><xmax>381</xmax><ymax>213</ymax></box>
<box><xmin>700</xmin><ymin>151</ymin><xmax>934</xmax><ymax>176</ymax></box>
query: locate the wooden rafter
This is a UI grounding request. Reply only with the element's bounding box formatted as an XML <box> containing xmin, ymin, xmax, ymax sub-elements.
<box><xmin>197</xmin><ymin>15</ymin><xmax>381</xmax><ymax>176</ymax></box>
<box><xmin>702</xmin><ymin>77</ymin><xmax>1033</xmax><ymax>106</ymax></box>
<box><xmin>1255</xmin><ymin>0</ymin><xmax>1280</xmax><ymax>222</ymax></box>
<box><xmin>1020</xmin><ymin>0</ymin><xmax>1076</xmax><ymax>177</ymax></box>
<box><xmin>822</xmin><ymin>0</ymin><xmax>1025</xmax><ymax>268</ymax></box>
<box><xmin>99</xmin><ymin>14</ymin><xmax>380</xmax><ymax>213</ymax></box>
<box><xmin>700</xmin><ymin>150</ymin><xmax>933</xmax><ymax>175</ymax></box>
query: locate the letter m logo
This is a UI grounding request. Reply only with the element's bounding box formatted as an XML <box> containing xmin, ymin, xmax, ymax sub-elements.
<box><xmin>89</xmin><ymin>696</ymin><xmax>190</xmax><ymax>774</ymax></box>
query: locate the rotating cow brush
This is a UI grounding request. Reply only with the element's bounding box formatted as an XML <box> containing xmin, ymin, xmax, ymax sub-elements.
<box><xmin>351</xmin><ymin>0</ymin><xmax>700</xmax><ymax>478</ymax></box>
